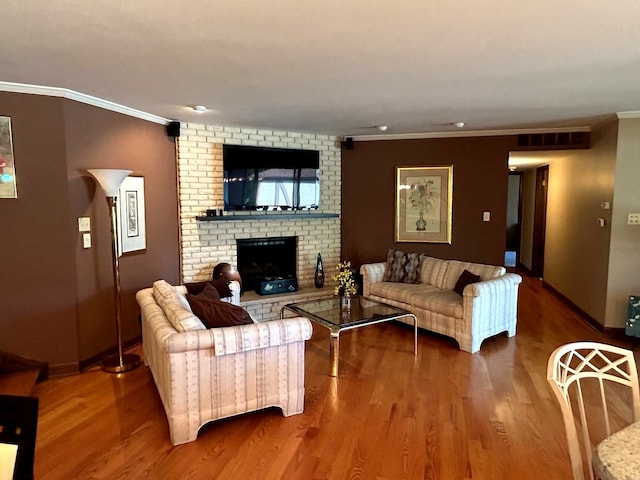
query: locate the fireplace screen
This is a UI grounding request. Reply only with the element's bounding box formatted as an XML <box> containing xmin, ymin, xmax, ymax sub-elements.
<box><xmin>236</xmin><ymin>236</ymin><xmax>297</xmax><ymax>292</ymax></box>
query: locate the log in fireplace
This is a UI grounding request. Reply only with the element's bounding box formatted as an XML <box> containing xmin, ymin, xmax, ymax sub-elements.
<box><xmin>236</xmin><ymin>236</ymin><xmax>297</xmax><ymax>294</ymax></box>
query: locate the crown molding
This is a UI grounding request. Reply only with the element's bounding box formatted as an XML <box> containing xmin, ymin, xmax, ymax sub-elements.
<box><xmin>348</xmin><ymin>125</ymin><xmax>592</xmax><ymax>142</ymax></box>
<box><xmin>617</xmin><ymin>111</ymin><xmax>640</xmax><ymax>119</ymax></box>
<box><xmin>0</xmin><ymin>81</ymin><xmax>170</xmax><ymax>125</ymax></box>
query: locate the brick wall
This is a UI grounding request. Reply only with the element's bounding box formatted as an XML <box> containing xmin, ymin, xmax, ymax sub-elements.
<box><xmin>177</xmin><ymin>123</ymin><xmax>342</xmax><ymax>298</ymax></box>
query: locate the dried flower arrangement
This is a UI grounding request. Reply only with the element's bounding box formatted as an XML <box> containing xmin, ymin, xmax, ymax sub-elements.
<box><xmin>332</xmin><ymin>261</ymin><xmax>357</xmax><ymax>297</ymax></box>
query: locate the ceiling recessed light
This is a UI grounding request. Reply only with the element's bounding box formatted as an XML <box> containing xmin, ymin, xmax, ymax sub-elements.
<box><xmin>452</xmin><ymin>122</ymin><xmax>465</xmax><ymax>128</ymax></box>
<box><xmin>191</xmin><ymin>105</ymin><xmax>207</xmax><ymax>113</ymax></box>
<box><xmin>377</xmin><ymin>125</ymin><xmax>388</xmax><ymax>132</ymax></box>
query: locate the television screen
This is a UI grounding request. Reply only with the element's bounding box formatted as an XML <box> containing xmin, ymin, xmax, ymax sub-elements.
<box><xmin>223</xmin><ymin>145</ymin><xmax>320</xmax><ymax>211</ymax></box>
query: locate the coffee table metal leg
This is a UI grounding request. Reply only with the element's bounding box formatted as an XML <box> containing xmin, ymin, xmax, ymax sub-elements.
<box><xmin>329</xmin><ymin>329</ymin><xmax>340</xmax><ymax>377</ymax></box>
<box><xmin>412</xmin><ymin>314</ymin><xmax>418</xmax><ymax>356</ymax></box>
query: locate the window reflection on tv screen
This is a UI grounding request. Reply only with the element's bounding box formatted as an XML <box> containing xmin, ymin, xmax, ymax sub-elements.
<box><xmin>223</xmin><ymin>145</ymin><xmax>320</xmax><ymax>211</ymax></box>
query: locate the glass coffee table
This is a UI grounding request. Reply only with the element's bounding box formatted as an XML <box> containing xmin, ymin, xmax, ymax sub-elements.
<box><xmin>281</xmin><ymin>295</ymin><xmax>417</xmax><ymax>376</ymax></box>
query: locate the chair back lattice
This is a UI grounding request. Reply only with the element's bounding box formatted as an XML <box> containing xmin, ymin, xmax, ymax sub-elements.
<box><xmin>547</xmin><ymin>342</ymin><xmax>640</xmax><ymax>480</ymax></box>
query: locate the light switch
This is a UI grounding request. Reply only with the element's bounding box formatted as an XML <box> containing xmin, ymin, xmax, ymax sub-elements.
<box><xmin>78</xmin><ymin>217</ymin><xmax>91</xmax><ymax>232</ymax></box>
<box><xmin>83</xmin><ymin>233</ymin><xmax>92</xmax><ymax>248</ymax></box>
<box><xmin>598</xmin><ymin>218</ymin><xmax>606</xmax><ymax>228</ymax></box>
<box><xmin>482</xmin><ymin>211</ymin><xmax>491</xmax><ymax>222</ymax></box>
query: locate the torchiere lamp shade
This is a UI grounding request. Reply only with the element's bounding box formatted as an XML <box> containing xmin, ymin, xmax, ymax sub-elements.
<box><xmin>87</xmin><ymin>169</ymin><xmax>132</xmax><ymax>197</ymax></box>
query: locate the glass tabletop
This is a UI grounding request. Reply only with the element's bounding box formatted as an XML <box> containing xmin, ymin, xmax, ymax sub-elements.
<box><xmin>283</xmin><ymin>295</ymin><xmax>411</xmax><ymax>330</ymax></box>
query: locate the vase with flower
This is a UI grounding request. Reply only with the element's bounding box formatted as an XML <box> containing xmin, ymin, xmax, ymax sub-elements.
<box><xmin>333</xmin><ymin>261</ymin><xmax>357</xmax><ymax>310</ymax></box>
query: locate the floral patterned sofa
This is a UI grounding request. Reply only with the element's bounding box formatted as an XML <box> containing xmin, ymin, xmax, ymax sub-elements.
<box><xmin>360</xmin><ymin>252</ymin><xmax>522</xmax><ymax>353</ymax></box>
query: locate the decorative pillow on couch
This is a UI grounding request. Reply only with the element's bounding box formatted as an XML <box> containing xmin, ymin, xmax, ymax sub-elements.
<box><xmin>402</xmin><ymin>252</ymin><xmax>425</xmax><ymax>284</ymax></box>
<box><xmin>453</xmin><ymin>269</ymin><xmax>481</xmax><ymax>295</ymax></box>
<box><xmin>383</xmin><ymin>249</ymin><xmax>424</xmax><ymax>284</ymax></box>
<box><xmin>200</xmin><ymin>283</ymin><xmax>221</xmax><ymax>301</ymax></box>
<box><xmin>185</xmin><ymin>292</ymin><xmax>253</xmax><ymax>328</ymax></box>
<box><xmin>152</xmin><ymin>280</ymin><xmax>205</xmax><ymax>332</ymax></box>
<box><xmin>383</xmin><ymin>249</ymin><xmax>406</xmax><ymax>282</ymax></box>
<box><xmin>185</xmin><ymin>279</ymin><xmax>232</xmax><ymax>298</ymax></box>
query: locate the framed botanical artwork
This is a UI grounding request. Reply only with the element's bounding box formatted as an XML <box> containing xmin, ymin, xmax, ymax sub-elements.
<box><xmin>117</xmin><ymin>175</ymin><xmax>146</xmax><ymax>255</ymax></box>
<box><xmin>0</xmin><ymin>116</ymin><xmax>17</xmax><ymax>198</ymax></box>
<box><xmin>395</xmin><ymin>166</ymin><xmax>453</xmax><ymax>243</ymax></box>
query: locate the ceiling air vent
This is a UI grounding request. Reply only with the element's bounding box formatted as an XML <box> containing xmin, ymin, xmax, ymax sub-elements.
<box><xmin>516</xmin><ymin>131</ymin><xmax>590</xmax><ymax>150</ymax></box>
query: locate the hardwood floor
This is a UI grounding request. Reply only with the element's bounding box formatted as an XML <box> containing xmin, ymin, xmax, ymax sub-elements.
<box><xmin>0</xmin><ymin>369</ymin><xmax>40</xmax><ymax>396</ymax></box>
<box><xmin>31</xmin><ymin>273</ymin><xmax>639</xmax><ymax>479</ymax></box>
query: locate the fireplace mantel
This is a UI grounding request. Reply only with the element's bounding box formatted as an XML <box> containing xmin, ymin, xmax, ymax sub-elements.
<box><xmin>196</xmin><ymin>213</ymin><xmax>339</xmax><ymax>221</ymax></box>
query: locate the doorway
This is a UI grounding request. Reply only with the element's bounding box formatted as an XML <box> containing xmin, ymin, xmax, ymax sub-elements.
<box><xmin>505</xmin><ymin>172</ymin><xmax>522</xmax><ymax>267</ymax></box>
<box><xmin>531</xmin><ymin>165</ymin><xmax>549</xmax><ymax>278</ymax></box>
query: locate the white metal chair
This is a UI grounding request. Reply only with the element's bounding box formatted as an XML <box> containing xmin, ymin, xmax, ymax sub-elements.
<box><xmin>547</xmin><ymin>342</ymin><xmax>640</xmax><ymax>480</ymax></box>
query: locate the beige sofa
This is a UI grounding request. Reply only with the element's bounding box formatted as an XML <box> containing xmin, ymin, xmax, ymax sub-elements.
<box><xmin>136</xmin><ymin>280</ymin><xmax>313</xmax><ymax>445</ymax></box>
<box><xmin>360</xmin><ymin>256</ymin><xmax>522</xmax><ymax>353</ymax></box>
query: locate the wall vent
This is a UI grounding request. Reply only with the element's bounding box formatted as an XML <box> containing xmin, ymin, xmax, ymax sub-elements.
<box><xmin>516</xmin><ymin>131</ymin><xmax>590</xmax><ymax>150</ymax></box>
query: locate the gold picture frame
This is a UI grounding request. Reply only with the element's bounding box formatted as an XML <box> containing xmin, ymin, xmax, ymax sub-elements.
<box><xmin>396</xmin><ymin>166</ymin><xmax>453</xmax><ymax>243</ymax></box>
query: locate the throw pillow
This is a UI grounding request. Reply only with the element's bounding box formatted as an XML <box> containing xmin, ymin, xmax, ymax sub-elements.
<box><xmin>185</xmin><ymin>279</ymin><xmax>232</xmax><ymax>298</ymax></box>
<box><xmin>383</xmin><ymin>249</ymin><xmax>406</xmax><ymax>282</ymax></box>
<box><xmin>454</xmin><ymin>269</ymin><xmax>481</xmax><ymax>295</ymax></box>
<box><xmin>402</xmin><ymin>253</ymin><xmax>425</xmax><ymax>284</ymax></box>
<box><xmin>202</xmin><ymin>283</ymin><xmax>221</xmax><ymax>301</ymax></box>
<box><xmin>185</xmin><ymin>294</ymin><xmax>253</xmax><ymax>328</ymax></box>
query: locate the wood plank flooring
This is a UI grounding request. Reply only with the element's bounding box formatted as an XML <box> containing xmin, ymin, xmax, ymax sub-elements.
<box><xmin>0</xmin><ymin>369</ymin><xmax>40</xmax><ymax>396</ymax></box>
<box><xmin>31</xmin><ymin>273</ymin><xmax>639</xmax><ymax>479</ymax></box>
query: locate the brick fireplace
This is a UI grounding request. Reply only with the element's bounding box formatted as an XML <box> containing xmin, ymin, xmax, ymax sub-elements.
<box><xmin>176</xmin><ymin>123</ymin><xmax>342</xmax><ymax>319</ymax></box>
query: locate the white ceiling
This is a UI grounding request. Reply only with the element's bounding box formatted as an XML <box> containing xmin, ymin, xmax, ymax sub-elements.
<box><xmin>1</xmin><ymin>1</ymin><xmax>640</xmax><ymax>137</ymax></box>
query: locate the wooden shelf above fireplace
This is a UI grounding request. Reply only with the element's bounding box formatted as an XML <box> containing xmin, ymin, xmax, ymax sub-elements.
<box><xmin>196</xmin><ymin>213</ymin><xmax>339</xmax><ymax>221</ymax></box>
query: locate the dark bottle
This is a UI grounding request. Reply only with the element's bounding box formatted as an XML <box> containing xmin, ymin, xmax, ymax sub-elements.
<box><xmin>314</xmin><ymin>253</ymin><xmax>324</xmax><ymax>288</ymax></box>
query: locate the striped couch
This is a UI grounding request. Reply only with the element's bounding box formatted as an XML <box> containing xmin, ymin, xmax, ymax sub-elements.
<box><xmin>136</xmin><ymin>280</ymin><xmax>313</xmax><ymax>445</ymax></box>
<box><xmin>360</xmin><ymin>257</ymin><xmax>522</xmax><ymax>353</ymax></box>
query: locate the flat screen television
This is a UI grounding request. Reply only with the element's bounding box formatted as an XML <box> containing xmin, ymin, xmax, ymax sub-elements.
<box><xmin>223</xmin><ymin>144</ymin><xmax>320</xmax><ymax>211</ymax></box>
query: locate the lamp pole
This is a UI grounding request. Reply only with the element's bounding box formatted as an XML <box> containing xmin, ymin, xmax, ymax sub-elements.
<box><xmin>101</xmin><ymin>194</ymin><xmax>140</xmax><ymax>372</ymax></box>
<box><xmin>88</xmin><ymin>169</ymin><xmax>140</xmax><ymax>373</ymax></box>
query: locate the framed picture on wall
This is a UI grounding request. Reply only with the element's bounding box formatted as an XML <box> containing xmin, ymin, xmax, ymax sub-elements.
<box><xmin>118</xmin><ymin>175</ymin><xmax>146</xmax><ymax>255</ymax></box>
<box><xmin>395</xmin><ymin>166</ymin><xmax>453</xmax><ymax>243</ymax></box>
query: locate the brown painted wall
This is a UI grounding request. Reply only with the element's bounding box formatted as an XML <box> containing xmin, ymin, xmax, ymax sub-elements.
<box><xmin>341</xmin><ymin>136</ymin><xmax>517</xmax><ymax>270</ymax></box>
<box><xmin>0</xmin><ymin>93</ymin><xmax>78</xmax><ymax>371</ymax></box>
<box><xmin>63</xmin><ymin>100</ymin><xmax>180</xmax><ymax>365</ymax></box>
<box><xmin>0</xmin><ymin>92</ymin><xmax>180</xmax><ymax>373</ymax></box>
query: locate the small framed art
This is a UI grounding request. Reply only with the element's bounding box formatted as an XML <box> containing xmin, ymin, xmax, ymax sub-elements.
<box><xmin>118</xmin><ymin>175</ymin><xmax>146</xmax><ymax>255</ymax></box>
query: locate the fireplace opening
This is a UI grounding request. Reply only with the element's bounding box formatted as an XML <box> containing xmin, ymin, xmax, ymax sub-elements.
<box><xmin>236</xmin><ymin>236</ymin><xmax>297</xmax><ymax>294</ymax></box>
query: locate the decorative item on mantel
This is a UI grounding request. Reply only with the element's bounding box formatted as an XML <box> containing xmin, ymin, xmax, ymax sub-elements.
<box><xmin>333</xmin><ymin>261</ymin><xmax>357</xmax><ymax>310</ymax></box>
<box><xmin>314</xmin><ymin>253</ymin><xmax>324</xmax><ymax>288</ymax></box>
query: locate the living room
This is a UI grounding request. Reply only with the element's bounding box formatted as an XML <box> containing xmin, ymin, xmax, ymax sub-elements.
<box><xmin>2</xmin><ymin>88</ymin><xmax>640</xmax><ymax>477</ymax></box>
<box><xmin>2</xmin><ymin>93</ymin><xmax>639</xmax><ymax>374</ymax></box>
<box><xmin>2</xmin><ymin>2</ymin><xmax>640</xmax><ymax>478</ymax></box>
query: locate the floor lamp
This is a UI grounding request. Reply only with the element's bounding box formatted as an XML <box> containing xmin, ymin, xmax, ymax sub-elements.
<box><xmin>88</xmin><ymin>169</ymin><xmax>141</xmax><ymax>373</ymax></box>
